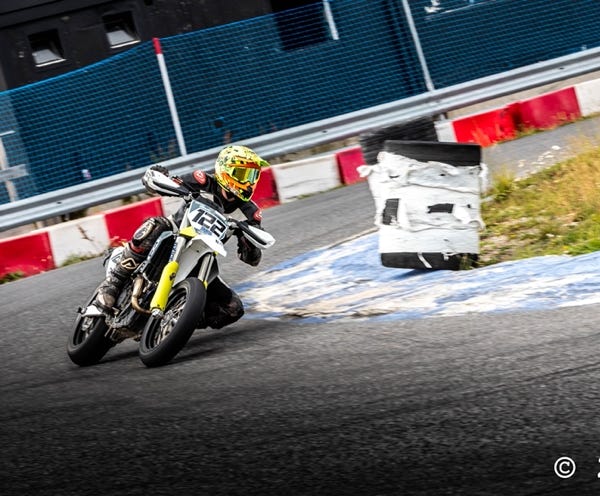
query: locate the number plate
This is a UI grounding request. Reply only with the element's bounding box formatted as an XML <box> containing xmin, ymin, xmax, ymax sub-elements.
<box><xmin>187</xmin><ymin>200</ymin><xmax>228</xmax><ymax>240</ymax></box>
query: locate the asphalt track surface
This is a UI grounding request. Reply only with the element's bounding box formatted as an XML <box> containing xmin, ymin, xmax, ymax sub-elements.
<box><xmin>3</xmin><ymin>182</ymin><xmax>600</xmax><ymax>496</ymax></box>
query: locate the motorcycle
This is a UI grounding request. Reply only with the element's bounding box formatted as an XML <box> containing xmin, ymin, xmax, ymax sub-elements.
<box><xmin>67</xmin><ymin>169</ymin><xmax>275</xmax><ymax>367</ymax></box>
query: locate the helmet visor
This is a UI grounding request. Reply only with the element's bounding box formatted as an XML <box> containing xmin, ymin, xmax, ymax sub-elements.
<box><xmin>228</xmin><ymin>164</ymin><xmax>260</xmax><ymax>184</ymax></box>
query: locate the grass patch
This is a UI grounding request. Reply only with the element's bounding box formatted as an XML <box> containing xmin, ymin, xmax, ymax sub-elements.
<box><xmin>61</xmin><ymin>254</ymin><xmax>98</xmax><ymax>267</ymax></box>
<box><xmin>480</xmin><ymin>144</ymin><xmax>600</xmax><ymax>266</ymax></box>
<box><xmin>0</xmin><ymin>271</ymin><xmax>26</xmax><ymax>284</ymax></box>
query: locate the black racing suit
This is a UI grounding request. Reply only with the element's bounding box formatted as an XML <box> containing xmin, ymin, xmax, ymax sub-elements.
<box><xmin>125</xmin><ymin>169</ymin><xmax>263</xmax><ymax>329</ymax></box>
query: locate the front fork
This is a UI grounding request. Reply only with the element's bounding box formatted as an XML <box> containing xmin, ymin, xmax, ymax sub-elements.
<box><xmin>149</xmin><ymin>235</ymin><xmax>186</xmax><ymax>317</ymax></box>
<box><xmin>149</xmin><ymin>260</ymin><xmax>179</xmax><ymax>317</ymax></box>
<box><xmin>149</xmin><ymin>236</ymin><xmax>216</xmax><ymax>318</ymax></box>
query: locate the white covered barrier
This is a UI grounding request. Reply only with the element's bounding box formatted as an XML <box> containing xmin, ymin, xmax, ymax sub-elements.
<box><xmin>360</xmin><ymin>141</ymin><xmax>486</xmax><ymax>270</ymax></box>
<box><xmin>271</xmin><ymin>154</ymin><xmax>341</xmax><ymax>203</ymax></box>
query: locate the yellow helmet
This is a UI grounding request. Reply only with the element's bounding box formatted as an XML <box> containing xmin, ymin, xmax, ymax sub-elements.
<box><xmin>214</xmin><ymin>145</ymin><xmax>269</xmax><ymax>201</ymax></box>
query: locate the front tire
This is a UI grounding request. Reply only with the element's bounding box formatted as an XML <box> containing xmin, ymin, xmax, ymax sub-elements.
<box><xmin>67</xmin><ymin>290</ymin><xmax>114</xmax><ymax>366</ymax></box>
<box><xmin>138</xmin><ymin>278</ymin><xmax>206</xmax><ymax>367</ymax></box>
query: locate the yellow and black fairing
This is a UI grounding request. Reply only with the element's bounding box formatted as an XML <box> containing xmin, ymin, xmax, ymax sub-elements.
<box><xmin>148</xmin><ymin>228</ymin><xmax>191</xmax><ymax>314</ymax></box>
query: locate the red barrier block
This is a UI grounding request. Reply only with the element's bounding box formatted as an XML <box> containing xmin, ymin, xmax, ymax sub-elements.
<box><xmin>104</xmin><ymin>197</ymin><xmax>164</xmax><ymax>246</ymax></box>
<box><xmin>253</xmin><ymin>167</ymin><xmax>280</xmax><ymax>209</ymax></box>
<box><xmin>336</xmin><ymin>147</ymin><xmax>366</xmax><ymax>184</ymax></box>
<box><xmin>0</xmin><ymin>231</ymin><xmax>54</xmax><ymax>278</ymax></box>
<box><xmin>514</xmin><ymin>87</ymin><xmax>581</xmax><ymax>130</ymax></box>
<box><xmin>452</xmin><ymin>107</ymin><xmax>517</xmax><ymax>147</ymax></box>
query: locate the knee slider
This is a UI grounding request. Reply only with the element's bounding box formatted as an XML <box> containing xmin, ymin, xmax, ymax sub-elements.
<box><xmin>228</xmin><ymin>293</ymin><xmax>244</xmax><ymax>319</ymax></box>
<box><xmin>131</xmin><ymin>216</ymin><xmax>172</xmax><ymax>252</ymax></box>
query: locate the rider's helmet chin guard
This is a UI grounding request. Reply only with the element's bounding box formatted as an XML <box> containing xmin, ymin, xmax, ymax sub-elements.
<box><xmin>214</xmin><ymin>145</ymin><xmax>269</xmax><ymax>201</ymax></box>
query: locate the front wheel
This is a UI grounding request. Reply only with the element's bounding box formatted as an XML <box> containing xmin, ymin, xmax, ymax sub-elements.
<box><xmin>67</xmin><ymin>289</ymin><xmax>115</xmax><ymax>366</ymax></box>
<box><xmin>138</xmin><ymin>278</ymin><xmax>206</xmax><ymax>367</ymax></box>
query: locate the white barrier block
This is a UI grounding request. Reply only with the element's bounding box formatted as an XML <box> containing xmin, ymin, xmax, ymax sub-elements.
<box><xmin>574</xmin><ymin>79</ymin><xmax>600</xmax><ymax>117</ymax></box>
<box><xmin>47</xmin><ymin>214</ymin><xmax>110</xmax><ymax>266</ymax></box>
<box><xmin>434</xmin><ymin>120</ymin><xmax>457</xmax><ymax>142</ymax></box>
<box><xmin>271</xmin><ymin>154</ymin><xmax>341</xmax><ymax>203</ymax></box>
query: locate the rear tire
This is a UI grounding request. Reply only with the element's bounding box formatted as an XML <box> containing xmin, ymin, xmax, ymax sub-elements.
<box><xmin>138</xmin><ymin>278</ymin><xmax>206</xmax><ymax>367</ymax></box>
<box><xmin>67</xmin><ymin>289</ymin><xmax>114</xmax><ymax>366</ymax></box>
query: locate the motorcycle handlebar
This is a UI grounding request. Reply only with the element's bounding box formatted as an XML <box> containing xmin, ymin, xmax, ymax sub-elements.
<box><xmin>161</xmin><ymin>181</ymin><xmax>192</xmax><ymax>199</ymax></box>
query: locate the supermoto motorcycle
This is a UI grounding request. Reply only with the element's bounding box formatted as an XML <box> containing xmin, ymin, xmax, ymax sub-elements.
<box><xmin>67</xmin><ymin>169</ymin><xmax>275</xmax><ymax>368</ymax></box>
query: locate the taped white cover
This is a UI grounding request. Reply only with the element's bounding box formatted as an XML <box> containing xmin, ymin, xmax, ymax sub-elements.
<box><xmin>378</xmin><ymin>225</ymin><xmax>480</xmax><ymax>255</ymax></box>
<box><xmin>360</xmin><ymin>151</ymin><xmax>485</xmax><ymax>254</ymax></box>
<box><xmin>378</xmin><ymin>186</ymin><xmax>484</xmax><ymax>231</ymax></box>
<box><xmin>369</xmin><ymin>152</ymin><xmax>481</xmax><ymax>191</ymax></box>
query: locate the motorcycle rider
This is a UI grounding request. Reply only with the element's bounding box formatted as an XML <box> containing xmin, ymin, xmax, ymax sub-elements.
<box><xmin>94</xmin><ymin>144</ymin><xmax>268</xmax><ymax>329</ymax></box>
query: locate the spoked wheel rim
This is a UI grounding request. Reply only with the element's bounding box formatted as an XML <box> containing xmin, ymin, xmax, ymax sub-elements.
<box><xmin>146</xmin><ymin>289</ymin><xmax>187</xmax><ymax>349</ymax></box>
<box><xmin>74</xmin><ymin>315</ymin><xmax>99</xmax><ymax>344</ymax></box>
<box><xmin>138</xmin><ymin>278</ymin><xmax>207</xmax><ymax>367</ymax></box>
<box><xmin>67</xmin><ymin>292</ymin><xmax>113</xmax><ymax>367</ymax></box>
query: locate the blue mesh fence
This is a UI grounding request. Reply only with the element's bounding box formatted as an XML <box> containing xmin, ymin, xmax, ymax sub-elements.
<box><xmin>415</xmin><ymin>0</ymin><xmax>600</xmax><ymax>87</ymax></box>
<box><xmin>1</xmin><ymin>0</ymin><xmax>600</xmax><ymax>205</ymax></box>
<box><xmin>0</xmin><ymin>94</ymin><xmax>35</xmax><ymax>204</ymax></box>
<box><xmin>162</xmin><ymin>0</ymin><xmax>424</xmax><ymax>154</ymax></box>
<box><xmin>5</xmin><ymin>44</ymin><xmax>174</xmax><ymax>201</ymax></box>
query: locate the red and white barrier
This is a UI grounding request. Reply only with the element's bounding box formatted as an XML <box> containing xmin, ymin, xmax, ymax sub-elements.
<box><xmin>514</xmin><ymin>87</ymin><xmax>581</xmax><ymax>130</ymax></box>
<box><xmin>0</xmin><ymin>148</ymin><xmax>366</xmax><ymax>279</ymax></box>
<box><xmin>104</xmin><ymin>197</ymin><xmax>164</xmax><ymax>246</ymax></box>
<box><xmin>574</xmin><ymin>78</ymin><xmax>600</xmax><ymax>117</ymax></box>
<box><xmin>452</xmin><ymin>107</ymin><xmax>518</xmax><ymax>147</ymax></box>
<box><xmin>47</xmin><ymin>214</ymin><xmax>110</xmax><ymax>267</ymax></box>
<box><xmin>252</xmin><ymin>167</ymin><xmax>279</xmax><ymax>208</ymax></box>
<box><xmin>438</xmin><ymin>78</ymin><xmax>598</xmax><ymax>146</ymax></box>
<box><xmin>271</xmin><ymin>154</ymin><xmax>342</xmax><ymax>203</ymax></box>
<box><xmin>0</xmin><ymin>231</ymin><xmax>54</xmax><ymax>277</ymax></box>
<box><xmin>0</xmin><ymin>199</ymin><xmax>165</xmax><ymax>279</ymax></box>
<box><xmin>336</xmin><ymin>147</ymin><xmax>367</xmax><ymax>185</ymax></box>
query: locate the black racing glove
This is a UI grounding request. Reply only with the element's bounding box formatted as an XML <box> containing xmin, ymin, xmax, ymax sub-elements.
<box><xmin>237</xmin><ymin>235</ymin><xmax>262</xmax><ymax>267</ymax></box>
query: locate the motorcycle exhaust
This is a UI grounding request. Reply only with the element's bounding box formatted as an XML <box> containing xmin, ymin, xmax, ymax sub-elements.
<box><xmin>131</xmin><ymin>276</ymin><xmax>152</xmax><ymax>315</ymax></box>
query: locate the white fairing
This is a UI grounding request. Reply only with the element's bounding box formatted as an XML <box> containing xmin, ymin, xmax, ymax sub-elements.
<box><xmin>174</xmin><ymin>239</ymin><xmax>218</xmax><ymax>286</ymax></box>
<box><xmin>244</xmin><ymin>225</ymin><xmax>276</xmax><ymax>249</ymax></box>
<box><xmin>197</xmin><ymin>233</ymin><xmax>227</xmax><ymax>256</ymax></box>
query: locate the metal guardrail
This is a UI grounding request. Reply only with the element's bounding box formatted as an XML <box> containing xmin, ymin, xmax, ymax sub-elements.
<box><xmin>2</xmin><ymin>47</ymin><xmax>600</xmax><ymax>232</ymax></box>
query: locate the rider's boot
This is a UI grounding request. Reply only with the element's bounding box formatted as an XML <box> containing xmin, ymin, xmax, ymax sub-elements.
<box><xmin>204</xmin><ymin>285</ymin><xmax>245</xmax><ymax>329</ymax></box>
<box><xmin>94</xmin><ymin>245</ymin><xmax>144</xmax><ymax>311</ymax></box>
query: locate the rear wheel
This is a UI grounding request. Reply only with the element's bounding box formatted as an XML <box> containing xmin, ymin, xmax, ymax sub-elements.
<box><xmin>67</xmin><ymin>289</ymin><xmax>114</xmax><ymax>366</ymax></box>
<box><xmin>138</xmin><ymin>278</ymin><xmax>206</xmax><ymax>367</ymax></box>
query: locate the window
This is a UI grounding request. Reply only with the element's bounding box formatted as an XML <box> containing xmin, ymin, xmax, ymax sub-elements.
<box><xmin>271</xmin><ymin>0</ymin><xmax>329</xmax><ymax>51</ymax></box>
<box><xmin>28</xmin><ymin>30</ymin><xmax>65</xmax><ymax>66</ymax></box>
<box><xmin>103</xmin><ymin>12</ymin><xmax>140</xmax><ymax>48</ymax></box>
